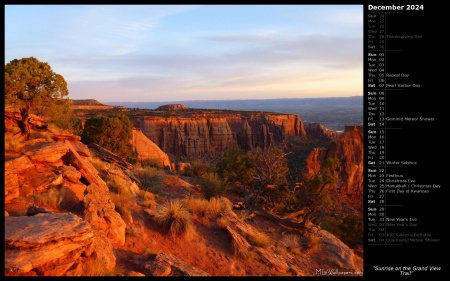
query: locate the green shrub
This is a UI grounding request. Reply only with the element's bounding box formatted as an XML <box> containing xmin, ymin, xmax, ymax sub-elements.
<box><xmin>215</xmin><ymin>147</ymin><xmax>254</xmax><ymax>185</ymax></box>
<box><xmin>182</xmin><ymin>159</ymin><xmax>210</xmax><ymax>178</ymax></box>
<box><xmin>134</xmin><ymin>167</ymin><xmax>167</xmax><ymax>194</ymax></box>
<box><xmin>200</xmin><ymin>172</ymin><xmax>227</xmax><ymax>200</ymax></box>
<box><xmin>49</xmin><ymin>108</ymin><xmax>83</xmax><ymax>135</ymax></box>
<box><xmin>319</xmin><ymin>216</ymin><xmax>340</xmax><ymax>234</ymax></box>
<box><xmin>81</xmin><ymin>113</ymin><xmax>137</xmax><ymax>163</ymax></box>
<box><xmin>68</xmin><ymin>117</ymin><xmax>83</xmax><ymax>135</ymax></box>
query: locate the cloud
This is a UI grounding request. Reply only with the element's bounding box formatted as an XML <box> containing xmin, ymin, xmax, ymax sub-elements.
<box><xmin>202</xmin><ymin>30</ymin><xmax>277</xmax><ymax>43</ymax></box>
<box><xmin>59</xmin><ymin>5</ymin><xmax>199</xmax><ymax>56</ymax></box>
<box><xmin>6</xmin><ymin>5</ymin><xmax>362</xmax><ymax>102</ymax></box>
<box><xmin>63</xmin><ymin>29</ymin><xmax>362</xmax><ymax>102</ymax></box>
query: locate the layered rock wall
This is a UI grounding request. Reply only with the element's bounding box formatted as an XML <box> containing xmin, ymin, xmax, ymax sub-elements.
<box><xmin>129</xmin><ymin>113</ymin><xmax>306</xmax><ymax>159</ymax></box>
<box><xmin>303</xmin><ymin>122</ymin><xmax>341</xmax><ymax>140</ymax></box>
<box><xmin>303</xmin><ymin>125</ymin><xmax>363</xmax><ymax>196</ymax></box>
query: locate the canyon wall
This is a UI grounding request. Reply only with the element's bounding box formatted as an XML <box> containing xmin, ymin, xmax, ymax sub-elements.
<box><xmin>303</xmin><ymin>122</ymin><xmax>341</xmax><ymax>140</ymax></box>
<box><xmin>129</xmin><ymin>113</ymin><xmax>306</xmax><ymax>159</ymax></box>
<box><xmin>303</xmin><ymin>125</ymin><xmax>364</xmax><ymax>196</ymax></box>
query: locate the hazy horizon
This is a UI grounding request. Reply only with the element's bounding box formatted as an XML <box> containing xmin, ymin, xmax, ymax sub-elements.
<box><xmin>103</xmin><ymin>96</ymin><xmax>363</xmax><ymax>131</ymax></box>
<box><xmin>6</xmin><ymin>5</ymin><xmax>363</xmax><ymax>102</ymax></box>
<box><xmin>101</xmin><ymin>95</ymin><xmax>362</xmax><ymax>104</ymax></box>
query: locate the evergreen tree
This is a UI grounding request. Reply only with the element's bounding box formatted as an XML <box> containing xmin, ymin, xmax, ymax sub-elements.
<box><xmin>5</xmin><ymin>57</ymin><xmax>69</xmax><ymax>138</ymax></box>
<box><xmin>81</xmin><ymin>113</ymin><xmax>137</xmax><ymax>163</ymax></box>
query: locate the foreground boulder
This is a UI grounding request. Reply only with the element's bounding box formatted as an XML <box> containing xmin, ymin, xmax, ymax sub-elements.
<box><xmin>24</xmin><ymin>141</ymin><xmax>69</xmax><ymax>163</ymax></box>
<box><xmin>221</xmin><ymin>212</ymin><xmax>303</xmax><ymax>275</ymax></box>
<box><xmin>4</xmin><ymin>155</ymin><xmax>34</xmax><ymax>203</ymax></box>
<box><xmin>5</xmin><ymin>213</ymin><xmax>116</xmax><ymax>276</ymax></box>
<box><xmin>65</xmin><ymin>140</ymin><xmax>126</xmax><ymax>246</ymax></box>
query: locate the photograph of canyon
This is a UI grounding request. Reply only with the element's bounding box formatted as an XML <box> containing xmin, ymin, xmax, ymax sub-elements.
<box><xmin>4</xmin><ymin>5</ymin><xmax>364</xmax><ymax>277</ymax></box>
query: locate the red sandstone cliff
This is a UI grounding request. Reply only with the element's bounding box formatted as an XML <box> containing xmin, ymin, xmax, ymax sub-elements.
<box><xmin>302</xmin><ymin>125</ymin><xmax>363</xmax><ymax>196</ymax></box>
<box><xmin>129</xmin><ymin>113</ymin><xmax>306</xmax><ymax>159</ymax></box>
<box><xmin>132</xmin><ymin>129</ymin><xmax>171</xmax><ymax>168</ymax></box>
<box><xmin>303</xmin><ymin>122</ymin><xmax>341</xmax><ymax>140</ymax></box>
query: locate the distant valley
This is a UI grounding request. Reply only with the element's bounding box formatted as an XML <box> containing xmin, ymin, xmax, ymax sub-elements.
<box><xmin>105</xmin><ymin>96</ymin><xmax>363</xmax><ymax>132</ymax></box>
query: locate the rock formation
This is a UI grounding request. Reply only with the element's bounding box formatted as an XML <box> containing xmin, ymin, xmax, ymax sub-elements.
<box><xmin>5</xmin><ymin>213</ymin><xmax>116</xmax><ymax>276</ymax></box>
<box><xmin>87</xmin><ymin>143</ymin><xmax>133</xmax><ymax>170</ymax></box>
<box><xmin>303</xmin><ymin>125</ymin><xmax>364</xmax><ymax>196</ymax></box>
<box><xmin>4</xmin><ymin>123</ymin><xmax>134</xmax><ymax>275</ymax></box>
<box><xmin>70</xmin><ymin>99</ymin><xmax>116</xmax><ymax>110</ymax></box>
<box><xmin>4</xmin><ymin>128</ymin><xmax>127</xmax><ymax>248</ymax></box>
<box><xmin>156</xmin><ymin>104</ymin><xmax>189</xmax><ymax>111</ymax></box>
<box><xmin>303</xmin><ymin>122</ymin><xmax>341</xmax><ymax>140</ymax></box>
<box><xmin>129</xmin><ymin>113</ymin><xmax>306</xmax><ymax>159</ymax></box>
<box><xmin>311</xmin><ymin>222</ymin><xmax>361</xmax><ymax>272</ymax></box>
<box><xmin>64</xmin><ymin>140</ymin><xmax>127</xmax><ymax>246</ymax></box>
<box><xmin>221</xmin><ymin>211</ymin><xmax>303</xmax><ymax>275</ymax></box>
<box><xmin>5</xmin><ymin>106</ymin><xmax>48</xmax><ymax>131</ymax></box>
<box><xmin>132</xmin><ymin>129</ymin><xmax>171</xmax><ymax>168</ymax></box>
<box><xmin>5</xmin><ymin>155</ymin><xmax>34</xmax><ymax>203</ymax></box>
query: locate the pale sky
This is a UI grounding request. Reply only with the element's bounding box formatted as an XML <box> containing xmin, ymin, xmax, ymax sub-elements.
<box><xmin>5</xmin><ymin>4</ymin><xmax>363</xmax><ymax>103</ymax></box>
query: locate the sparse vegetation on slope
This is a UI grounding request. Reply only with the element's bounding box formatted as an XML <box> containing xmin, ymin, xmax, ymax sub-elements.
<box><xmin>183</xmin><ymin>196</ymin><xmax>232</xmax><ymax>218</ymax></box>
<box><xmin>155</xmin><ymin>200</ymin><xmax>195</xmax><ymax>240</ymax></box>
<box><xmin>134</xmin><ymin>166</ymin><xmax>167</xmax><ymax>194</ymax></box>
<box><xmin>200</xmin><ymin>172</ymin><xmax>227</xmax><ymax>200</ymax></box>
<box><xmin>216</xmin><ymin>146</ymin><xmax>290</xmax><ymax>211</ymax></box>
<box><xmin>136</xmin><ymin>190</ymin><xmax>156</xmax><ymax>209</ymax></box>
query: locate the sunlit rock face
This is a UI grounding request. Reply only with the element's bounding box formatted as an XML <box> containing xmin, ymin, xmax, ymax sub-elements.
<box><xmin>132</xmin><ymin>129</ymin><xmax>171</xmax><ymax>168</ymax></box>
<box><xmin>5</xmin><ymin>213</ymin><xmax>116</xmax><ymax>276</ymax></box>
<box><xmin>303</xmin><ymin>125</ymin><xmax>364</xmax><ymax>196</ymax></box>
<box><xmin>129</xmin><ymin>113</ymin><xmax>305</xmax><ymax>159</ymax></box>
